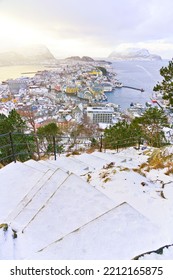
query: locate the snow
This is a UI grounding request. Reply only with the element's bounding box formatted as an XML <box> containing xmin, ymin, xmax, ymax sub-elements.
<box><xmin>35</xmin><ymin>203</ymin><xmax>164</xmax><ymax>260</ymax></box>
<box><xmin>108</xmin><ymin>48</ymin><xmax>162</xmax><ymax>60</ymax></box>
<box><xmin>0</xmin><ymin>161</ymin><xmax>47</xmax><ymax>221</ymax></box>
<box><xmin>0</xmin><ymin>146</ymin><xmax>173</xmax><ymax>259</ymax></box>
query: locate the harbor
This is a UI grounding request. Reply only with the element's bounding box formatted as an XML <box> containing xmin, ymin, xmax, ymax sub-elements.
<box><xmin>0</xmin><ymin>59</ymin><xmax>172</xmax><ymax>131</ymax></box>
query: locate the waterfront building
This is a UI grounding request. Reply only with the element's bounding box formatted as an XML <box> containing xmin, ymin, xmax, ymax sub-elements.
<box><xmin>86</xmin><ymin>106</ymin><xmax>114</xmax><ymax>124</ymax></box>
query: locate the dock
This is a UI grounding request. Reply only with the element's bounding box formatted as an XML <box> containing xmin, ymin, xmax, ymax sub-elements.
<box><xmin>123</xmin><ymin>86</ymin><xmax>144</xmax><ymax>92</ymax></box>
<box><xmin>21</xmin><ymin>71</ymin><xmax>38</xmax><ymax>75</ymax></box>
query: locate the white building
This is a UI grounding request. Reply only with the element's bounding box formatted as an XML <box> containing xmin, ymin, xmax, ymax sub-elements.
<box><xmin>86</xmin><ymin>106</ymin><xmax>114</xmax><ymax>124</ymax></box>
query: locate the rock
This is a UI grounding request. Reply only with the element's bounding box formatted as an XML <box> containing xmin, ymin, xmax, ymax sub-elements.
<box><xmin>65</xmin><ymin>56</ymin><xmax>94</xmax><ymax>62</ymax></box>
<box><xmin>65</xmin><ymin>56</ymin><xmax>81</xmax><ymax>61</ymax></box>
<box><xmin>81</xmin><ymin>56</ymin><xmax>94</xmax><ymax>62</ymax></box>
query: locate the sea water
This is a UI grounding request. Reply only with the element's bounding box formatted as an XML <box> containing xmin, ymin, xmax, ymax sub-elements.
<box><xmin>0</xmin><ymin>65</ymin><xmax>46</xmax><ymax>82</ymax></box>
<box><xmin>106</xmin><ymin>60</ymin><xmax>169</xmax><ymax>109</ymax></box>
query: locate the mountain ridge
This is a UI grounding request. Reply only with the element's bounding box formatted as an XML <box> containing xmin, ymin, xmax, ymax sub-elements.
<box><xmin>108</xmin><ymin>48</ymin><xmax>162</xmax><ymax>61</ymax></box>
<box><xmin>0</xmin><ymin>45</ymin><xmax>56</xmax><ymax>66</ymax></box>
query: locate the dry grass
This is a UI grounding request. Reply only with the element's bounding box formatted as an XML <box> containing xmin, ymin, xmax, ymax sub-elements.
<box><xmin>0</xmin><ymin>223</ymin><xmax>8</xmax><ymax>231</ymax></box>
<box><xmin>151</xmin><ymin>160</ymin><xmax>165</xmax><ymax>169</ymax></box>
<box><xmin>66</xmin><ymin>153</ymin><xmax>71</xmax><ymax>157</ymax></box>
<box><xmin>165</xmin><ymin>164</ymin><xmax>173</xmax><ymax>175</ymax></box>
<box><xmin>39</xmin><ymin>154</ymin><xmax>50</xmax><ymax>160</ymax></box>
<box><xmin>66</xmin><ymin>150</ymin><xmax>81</xmax><ymax>157</ymax></box>
<box><xmin>119</xmin><ymin>167</ymin><xmax>130</xmax><ymax>172</ymax></box>
<box><xmin>132</xmin><ymin>167</ymin><xmax>146</xmax><ymax>177</ymax></box>
<box><xmin>86</xmin><ymin>173</ymin><xmax>92</xmax><ymax>183</ymax></box>
<box><xmin>103</xmin><ymin>162</ymin><xmax>115</xmax><ymax>169</ymax></box>
<box><xmin>142</xmin><ymin>150</ymin><xmax>153</xmax><ymax>156</ymax></box>
<box><xmin>71</xmin><ymin>150</ymin><xmax>81</xmax><ymax>155</ymax></box>
<box><xmin>86</xmin><ymin>147</ymin><xmax>96</xmax><ymax>154</ymax></box>
<box><xmin>103</xmin><ymin>177</ymin><xmax>111</xmax><ymax>183</ymax></box>
<box><xmin>140</xmin><ymin>162</ymin><xmax>148</xmax><ymax>169</ymax></box>
<box><xmin>100</xmin><ymin>171</ymin><xmax>109</xmax><ymax>179</ymax></box>
<box><xmin>145</xmin><ymin>166</ymin><xmax>150</xmax><ymax>172</ymax></box>
<box><xmin>141</xmin><ymin>146</ymin><xmax>173</xmax><ymax>172</ymax></box>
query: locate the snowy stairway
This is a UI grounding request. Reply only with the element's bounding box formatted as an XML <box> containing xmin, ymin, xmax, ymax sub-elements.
<box><xmin>91</xmin><ymin>151</ymin><xmax>143</xmax><ymax>168</ymax></box>
<box><xmin>0</xmin><ymin>161</ymin><xmax>50</xmax><ymax>222</ymax></box>
<box><xmin>5</xmin><ymin>169</ymin><xmax>54</xmax><ymax>224</ymax></box>
<box><xmin>45</xmin><ymin>156</ymin><xmax>95</xmax><ymax>175</ymax></box>
<box><xmin>35</xmin><ymin>202</ymin><xmax>165</xmax><ymax>260</ymax></box>
<box><xmin>9</xmin><ymin>168</ymin><xmax>69</xmax><ymax>232</ymax></box>
<box><xmin>72</xmin><ymin>153</ymin><xmax>110</xmax><ymax>169</ymax></box>
<box><xmin>23</xmin><ymin>159</ymin><xmax>52</xmax><ymax>173</ymax></box>
<box><xmin>0</xmin><ymin>150</ymin><xmax>172</xmax><ymax>259</ymax></box>
<box><xmin>15</xmin><ymin>173</ymin><xmax>115</xmax><ymax>255</ymax></box>
<box><xmin>38</xmin><ymin>160</ymin><xmax>60</xmax><ymax>171</ymax></box>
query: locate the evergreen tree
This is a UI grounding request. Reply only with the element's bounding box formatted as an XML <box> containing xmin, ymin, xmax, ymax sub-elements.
<box><xmin>37</xmin><ymin>122</ymin><xmax>62</xmax><ymax>155</ymax></box>
<box><xmin>103</xmin><ymin>108</ymin><xmax>169</xmax><ymax>149</ymax></box>
<box><xmin>104</xmin><ymin>120</ymin><xmax>141</xmax><ymax>149</ymax></box>
<box><xmin>153</xmin><ymin>59</ymin><xmax>173</xmax><ymax>106</ymax></box>
<box><xmin>0</xmin><ymin>110</ymin><xmax>35</xmax><ymax>164</ymax></box>
<box><xmin>135</xmin><ymin>107</ymin><xmax>169</xmax><ymax>147</ymax></box>
<box><xmin>0</xmin><ymin>109</ymin><xmax>26</xmax><ymax>134</ymax></box>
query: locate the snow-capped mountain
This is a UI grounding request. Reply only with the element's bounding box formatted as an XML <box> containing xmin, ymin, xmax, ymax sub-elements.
<box><xmin>0</xmin><ymin>45</ymin><xmax>56</xmax><ymax>66</ymax></box>
<box><xmin>108</xmin><ymin>48</ymin><xmax>162</xmax><ymax>61</ymax></box>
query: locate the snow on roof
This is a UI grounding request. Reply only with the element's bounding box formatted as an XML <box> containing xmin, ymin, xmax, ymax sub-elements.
<box><xmin>65</xmin><ymin>114</ymin><xmax>72</xmax><ymax>122</ymax></box>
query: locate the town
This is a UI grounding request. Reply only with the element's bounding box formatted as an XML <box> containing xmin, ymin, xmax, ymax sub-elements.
<box><xmin>0</xmin><ymin>59</ymin><xmax>173</xmax><ymax>148</ymax></box>
<box><xmin>1</xmin><ymin>59</ymin><xmax>153</xmax><ymax>131</ymax></box>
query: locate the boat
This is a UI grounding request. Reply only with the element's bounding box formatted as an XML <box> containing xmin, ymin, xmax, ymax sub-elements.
<box><xmin>151</xmin><ymin>99</ymin><xmax>157</xmax><ymax>103</ymax></box>
<box><xmin>114</xmin><ymin>82</ymin><xmax>123</xmax><ymax>88</ymax></box>
<box><xmin>129</xmin><ymin>102</ymin><xmax>144</xmax><ymax>109</ymax></box>
<box><xmin>145</xmin><ymin>101</ymin><xmax>152</xmax><ymax>107</ymax></box>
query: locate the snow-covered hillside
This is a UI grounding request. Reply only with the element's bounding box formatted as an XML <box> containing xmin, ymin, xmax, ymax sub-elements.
<box><xmin>108</xmin><ymin>48</ymin><xmax>162</xmax><ymax>61</ymax></box>
<box><xmin>0</xmin><ymin>45</ymin><xmax>55</xmax><ymax>66</ymax></box>
<box><xmin>0</xmin><ymin>146</ymin><xmax>172</xmax><ymax>260</ymax></box>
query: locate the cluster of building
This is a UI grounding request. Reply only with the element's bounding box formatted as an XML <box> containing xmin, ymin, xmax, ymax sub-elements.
<box><xmin>0</xmin><ymin>60</ymin><xmax>173</xmax><ymax>143</ymax></box>
<box><xmin>0</xmin><ymin>60</ymin><xmax>123</xmax><ymax>131</ymax></box>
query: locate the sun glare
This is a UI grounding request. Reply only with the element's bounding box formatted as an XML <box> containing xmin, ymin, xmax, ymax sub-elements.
<box><xmin>0</xmin><ymin>16</ymin><xmax>43</xmax><ymax>49</ymax></box>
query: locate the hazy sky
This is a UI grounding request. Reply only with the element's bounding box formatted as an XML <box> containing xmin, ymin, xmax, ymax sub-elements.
<box><xmin>0</xmin><ymin>0</ymin><xmax>173</xmax><ymax>58</ymax></box>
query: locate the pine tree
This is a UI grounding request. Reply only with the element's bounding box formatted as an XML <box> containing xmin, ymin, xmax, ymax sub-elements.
<box><xmin>153</xmin><ymin>59</ymin><xmax>173</xmax><ymax>106</ymax></box>
<box><xmin>134</xmin><ymin>107</ymin><xmax>169</xmax><ymax>147</ymax></box>
<box><xmin>0</xmin><ymin>110</ymin><xmax>35</xmax><ymax>163</ymax></box>
<box><xmin>37</xmin><ymin>122</ymin><xmax>62</xmax><ymax>155</ymax></box>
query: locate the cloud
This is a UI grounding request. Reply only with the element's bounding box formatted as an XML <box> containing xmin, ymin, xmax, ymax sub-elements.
<box><xmin>1</xmin><ymin>0</ymin><xmax>173</xmax><ymax>58</ymax></box>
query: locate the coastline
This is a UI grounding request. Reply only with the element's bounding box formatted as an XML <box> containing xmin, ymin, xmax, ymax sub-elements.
<box><xmin>0</xmin><ymin>64</ymin><xmax>48</xmax><ymax>82</ymax></box>
<box><xmin>0</xmin><ymin>60</ymin><xmax>168</xmax><ymax>110</ymax></box>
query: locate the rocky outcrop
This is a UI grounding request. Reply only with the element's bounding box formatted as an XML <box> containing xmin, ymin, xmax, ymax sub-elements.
<box><xmin>65</xmin><ymin>56</ymin><xmax>94</xmax><ymax>62</ymax></box>
<box><xmin>81</xmin><ymin>56</ymin><xmax>94</xmax><ymax>62</ymax></box>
